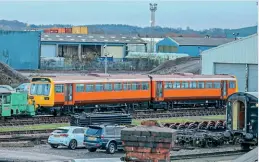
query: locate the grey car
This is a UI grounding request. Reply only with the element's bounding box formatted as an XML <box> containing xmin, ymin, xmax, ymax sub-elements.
<box><xmin>83</xmin><ymin>124</ymin><xmax>125</xmax><ymax>154</ymax></box>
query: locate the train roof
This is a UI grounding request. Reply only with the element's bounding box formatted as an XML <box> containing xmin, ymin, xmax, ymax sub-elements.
<box><xmin>31</xmin><ymin>73</ymin><xmax>236</xmax><ymax>83</ymax></box>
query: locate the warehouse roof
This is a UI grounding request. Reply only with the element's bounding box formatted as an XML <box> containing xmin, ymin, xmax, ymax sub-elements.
<box><xmin>201</xmin><ymin>33</ymin><xmax>258</xmax><ymax>55</ymax></box>
<box><xmin>169</xmin><ymin>37</ymin><xmax>235</xmax><ymax>46</ymax></box>
<box><xmin>41</xmin><ymin>33</ymin><xmax>146</xmax><ymax>44</ymax></box>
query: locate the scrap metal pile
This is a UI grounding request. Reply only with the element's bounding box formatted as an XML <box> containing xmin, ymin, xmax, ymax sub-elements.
<box><xmin>164</xmin><ymin>120</ymin><xmax>241</xmax><ymax>148</ymax></box>
<box><xmin>121</xmin><ymin>120</ymin><xmax>176</xmax><ymax>162</ymax></box>
<box><xmin>70</xmin><ymin>112</ymin><xmax>132</xmax><ymax>126</ymax></box>
<box><xmin>0</xmin><ymin>61</ymin><xmax>29</xmax><ymax>86</ymax></box>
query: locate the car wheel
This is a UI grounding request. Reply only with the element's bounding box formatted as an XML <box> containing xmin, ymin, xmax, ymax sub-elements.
<box><xmin>50</xmin><ymin>144</ymin><xmax>58</xmax><ymax>149</ymax></box>
<box><xmin>68</xmin><ymin>139</ymin><xmax>77</xmax><ymax>150</ymax></box>
<box><xmin>106</xmin><ymin>142</ymin><xmax>116</xmax><ymax>154</ymax></box>
<box><xmin>88</xmin><ymin>148</ymin><xmax>97</xmax><ymax>152</ymax></box>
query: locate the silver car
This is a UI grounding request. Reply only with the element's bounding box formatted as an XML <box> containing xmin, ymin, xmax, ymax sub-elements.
<box><xmin>48</xmin><ymin>126</ymin><xmax>87</xmax><ymax>150</ymax></box>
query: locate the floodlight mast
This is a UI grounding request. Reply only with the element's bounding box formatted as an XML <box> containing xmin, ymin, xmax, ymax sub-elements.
<box><xmin>149</xmin><ymin>3</ymin><xmax>157</xmax><ymax>53</ymax></box>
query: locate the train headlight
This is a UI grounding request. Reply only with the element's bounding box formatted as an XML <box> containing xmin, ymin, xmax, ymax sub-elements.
<box><xmin>29</xmin><ymin>96</ymin><xmax>34</xmax><ymax>99</ymax></box>
<box><xmin>44</xmin><ymin>97</ymin><xmax>49</xmax><ymax>100</ymax></box>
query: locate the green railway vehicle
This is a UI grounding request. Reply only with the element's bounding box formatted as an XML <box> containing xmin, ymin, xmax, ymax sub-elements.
<box><xmin>0</xmin><ymin>85</ymin><xmax>35</xmax><ymax>117</ymax></box>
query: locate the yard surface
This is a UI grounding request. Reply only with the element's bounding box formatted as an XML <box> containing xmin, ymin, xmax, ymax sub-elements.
<box><xmin>0</xmin><ymin>115</ymin><xmax>225</xmax><ymax>132</ymax></box>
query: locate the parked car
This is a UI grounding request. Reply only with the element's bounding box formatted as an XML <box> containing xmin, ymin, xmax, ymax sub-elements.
<box><xmin>84</xmin><ymin>124</ymin><xmax>126</xmax><ymax>154</ymax></box>
<box><xmin>48</xmin><ymin>126</ymin><xmax>87</xmax><ymax>150</ymax></box>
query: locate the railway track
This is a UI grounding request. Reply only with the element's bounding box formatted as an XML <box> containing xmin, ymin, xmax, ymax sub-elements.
<box><xmin>170</xmin><ymin>149</ymin><xmax>247</xmax><ymax>161</ymax></box>
<box><xmin>0</xmin><ymin>116</ymin><xmax>69</xmax><ymax>127</ymax></box>
<box><xmin>0</xmin><ymin>107</ymin><xmax>225</xmax><ymax>127</ymax></box>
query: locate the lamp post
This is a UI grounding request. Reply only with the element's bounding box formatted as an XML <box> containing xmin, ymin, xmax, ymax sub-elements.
<box><xmin>103</xmin><ymin>45</ymin><xmax>108</xmax><ymax>74</ymax></box>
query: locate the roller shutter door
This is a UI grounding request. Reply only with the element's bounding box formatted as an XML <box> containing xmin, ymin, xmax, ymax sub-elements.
<box><xmin>41</xmin><ymin>45</ymin><xmax>56</xmax><ymax>57</ymax></box>
<box><xmin>248</xmin><ymin>64</ymin><xmax>258</xmax><ymax>92</ymax></box>
<box><xmin>104</xmin><ymin>46</ymin><xmax>124</xmax><ymax>59</ymax></box>
<box><xmin>214</xmin><ymin>63</ymin><xmax>246</xmax><ymax>92</ymax></box>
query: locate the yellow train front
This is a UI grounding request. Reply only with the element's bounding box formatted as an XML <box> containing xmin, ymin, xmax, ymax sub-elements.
<box><xmin>28</xmin><ymin>77</ymin><xmax>55</xmax><ymax>110</ymax></box>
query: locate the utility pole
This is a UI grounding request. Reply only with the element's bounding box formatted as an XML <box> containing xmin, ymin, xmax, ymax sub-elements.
<box><xmin>149</xmin><ymin>3</ymin><xmax>157</xmax><ymax>53</ymax></box>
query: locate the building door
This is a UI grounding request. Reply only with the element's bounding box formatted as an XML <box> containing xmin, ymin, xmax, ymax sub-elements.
<box><xmin>248</xmin><ymin>64</ymin><xmax>258</xmax><ymax>92</ymax></box>
<box><xmin>65</xmin><ymin>83</ymin><xmax>73</xmax><ymax>105</ymax></box>
<box><xmin>215</xmin><ymin>63</ymin><xmax>246</xmax><ymax>92</ymax></box>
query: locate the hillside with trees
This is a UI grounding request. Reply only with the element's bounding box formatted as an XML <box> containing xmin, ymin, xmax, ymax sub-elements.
<box><xmin>0</xmin><ymin>20</ymin><xmax>257</xmax><ymax>38</ymax></box>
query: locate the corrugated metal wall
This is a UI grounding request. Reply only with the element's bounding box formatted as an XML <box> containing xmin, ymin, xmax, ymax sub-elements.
<box><xmin>202</xmin><ymin>34</ymin><xmax>258</xmax><ymax>74</ymax></box>
<box><xmin>102</xmin><ymin>46</ymin><xmax>124</xmax><ymax>58</ymax></box>
<box><xmin>41</xmin><ymin>45</ymin><xmax>56</xmax><ymax>57</ymax></box>
<box><xmin>214</xmin><ymin>63</ymin><xmax>246</xmax><ymax>92</ymax></box>
<box><xmin>0</xmin><ymin>31</ymin><xmax>41</xmax><ymax>70</ymax></box>
<box><xmin>202</xmin><ymin>34</ymin><xmax>258</xmax><ymax>92</ymax></box>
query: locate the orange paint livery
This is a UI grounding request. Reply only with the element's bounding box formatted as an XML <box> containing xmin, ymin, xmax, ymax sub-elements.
<box><xmin>28</xmin><ymin>73</ymin><xmax>238</xmax><ymax>108</ymax></box>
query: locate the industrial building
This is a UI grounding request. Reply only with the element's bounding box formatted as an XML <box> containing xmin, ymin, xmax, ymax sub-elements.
<box><xmin>201</xmin><ymin>34</ymin><xmax>258</xmax><ymax>92</ymax></box>
<box><xmin>41</xmin><ymin>33</ymin><xmax>147</xmax><ymax>68</ymax></box>
<box><xmin>0</xmin><ymin>31</ymin><xmax>41</xmax><ymax>70</ymax></box>
<box><xmin>156</xmin><ymin>37</ymin><xmax>234</xmax><ymax>56</ymax></box>
<box><xmin>141</xmin><ymin>38</ymin><xmax>164</xmax><ymax>53</ymax></box>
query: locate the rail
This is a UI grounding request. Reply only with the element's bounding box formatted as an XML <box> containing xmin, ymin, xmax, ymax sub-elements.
<box><xmin>170</xmin><ymin>150</ymin><xmax>248</xmax><ymax>161</ymax></box>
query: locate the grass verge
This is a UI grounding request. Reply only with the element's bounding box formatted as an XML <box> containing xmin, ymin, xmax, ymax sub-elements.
<box><xmin>0</xmin><ymin>123</ymin><xmax>69</xmax><ymax>132</ymax></box>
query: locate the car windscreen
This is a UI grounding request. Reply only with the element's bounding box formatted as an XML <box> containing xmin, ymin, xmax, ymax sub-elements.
<box><xmin>86</xmin><ymin>127</ymin><xmax>102</xmax><ymax>136</ymax></box>
<box><xmin>52</xmin><ymin>129</ymin><xmax>69</xmax><ymax>133</ymax></box>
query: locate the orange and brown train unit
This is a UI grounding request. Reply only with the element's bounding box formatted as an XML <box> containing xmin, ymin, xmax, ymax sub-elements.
<box><xmin>28</xmin><ymin>73</ymin><xmax>238</xmax><ymax>114</ymax></box>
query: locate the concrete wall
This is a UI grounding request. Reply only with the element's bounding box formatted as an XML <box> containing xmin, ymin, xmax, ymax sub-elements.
<box><xmin>0</xmin><ymin>31</ymin><xmax>41</xmax><ymax>70</ymax></box>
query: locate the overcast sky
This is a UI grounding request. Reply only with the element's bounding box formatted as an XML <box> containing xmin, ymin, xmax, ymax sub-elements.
<box><xmin>0</xmin><ymin>1</ymin><xmax>258</xmax><ymax>30</ymax></box>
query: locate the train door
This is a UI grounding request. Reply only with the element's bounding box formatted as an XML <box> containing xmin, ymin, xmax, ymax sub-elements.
<box><xmin>65</xmin><ymin>83</ymin><xmax>73</xmax><ymax>105</ymax></box>
<box><xmin>232</xmin><ymin>100</ymin><xmax>245</xmax><ymax>131</ymax></box>
<box><xmin>221</xmin><ymin>81</ymin><xmax>228</xmax><ymax>99</ymax></box>
<box><xmin>156</xmin><ymin>81</ymin><xmax>164</xmax><ymax>101</ymax></box>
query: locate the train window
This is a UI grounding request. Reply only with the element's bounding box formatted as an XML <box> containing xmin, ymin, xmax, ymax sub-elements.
<box><xmin>123</xmin><ymin>83</ymin><xmax>131</xmax><ymax>90</ymax></box>
<box><xmin>86</xmin><ymin>84</ymin><xmax>94</xmax><ymax>92</ymax></box>
<box><xmin>173</xmin><ymin>81</ymin><xmax>181</xmax><ymax>89</ymax></box>
<box><xmin>55</xmin><ymin>84</ymin><xmax>64</xmax><ymax>93</ymax></box>
<box><xmin>190</xmin><ymin>81</ymin><xmax>197</xmax><ymax>88</ymax></box>
<box><xmin>142</xmin><ymin>82</ymin><xmax>149</xmax><ymax>90</ymax></box>
<box><xmin>198</xmin><ymin>82</ymin><xmax>205</xmax><ymax>88</ymax></box>
<box><xmin>165</xmin><ymin>82</ymin><xmax>173</xmax><ymax>89</ymax></box>
<box><xmin>104</xmin><ymin>83</ymin><xmax>113</xmax><ymax>91</ymax></box>
<box><xmin>214</xmin><ymin>82</ymin><xmax>221</xmax><ymax>88</ymax></box>
<box><xmin>114</xmin><ymin>83</ymin><xmax>122</xmax><ymax>91</ymax></box>
<box><xmin>132</xmin><ymin>83</ymin><xmax>137</xmax><ymax>90</ymax></box>
<box><xmin>76</xmin><ymin>84</ymin><xmax>84</xmax><ymax>92</ymax></box>
<box><xmin>206</xmin><ymin>82</ymin><xmax>213</xmax><ymax>88</ymax></box>
<box><xmin>229</xmin><ymin>81</ymin><xmax>236</xmax><ymax>88</ymax></box>
<box><xmin>136</xmin><ymin>83</ymin><xmax>141</xmax><ymax>90</ymax></box>
<box><xmin>181</xmin><ymin>82</ymin><xmax>189</xmax><ymax>88</ymax></box>
<box><xmin>95</xmin><ymin>84</ymin><xmax>103</xmax><ymax>92</ymax></box>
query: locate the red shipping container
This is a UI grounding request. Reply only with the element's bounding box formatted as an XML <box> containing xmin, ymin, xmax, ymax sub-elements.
<box><xmin>65</xmin><ymin>28</ymin><xmax>72</xmax><ymax>33</ymax></box>
<box><xmin>50</xmin><ymin>29</ymin><xmax>58</xmax><ymax>33</ymax></box>
<box><xmin>44</xmin><ymin>29</ymin><xmax>50</xmax><ymax>33</ymax></box>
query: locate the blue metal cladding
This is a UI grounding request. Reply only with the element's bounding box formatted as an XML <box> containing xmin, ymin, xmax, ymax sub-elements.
<box><xmin>0</xmin><ymin>31</ymin><xmax>41</xmax><ymax>70</ymax></box>
<box><xmin>156</xmin><ymin>38</ymin><xmax>216</xmax><ymax>56</ymax></box>
<box><xmin>177</xmin><ymin>46</ymin><xmax>215</xmax><ymax>57</ymax></box>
